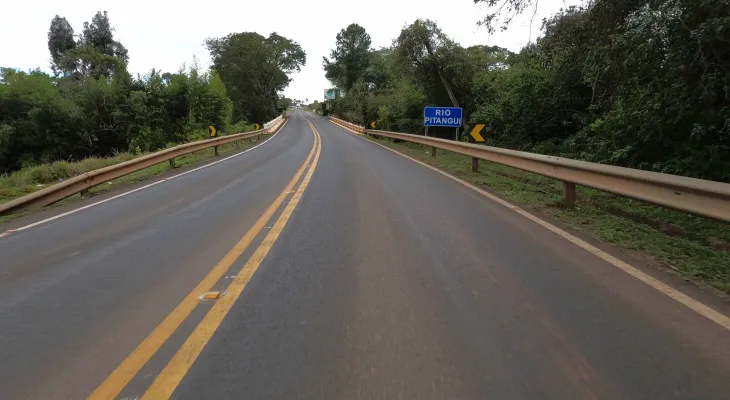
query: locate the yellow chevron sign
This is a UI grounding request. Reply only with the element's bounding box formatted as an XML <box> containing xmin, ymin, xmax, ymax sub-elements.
<box><xmin>209</xmin><ymin>125</ymin><xmax>217</xmax><ymax>137</ymax></box>
<box><xmin>255</xmin><ymin>123</ymin><xmax>260</xmax><ymax>130</ymax></box>
<box><xmin>470</xmin><ymin>124</ymin><xmax>486</xmax><ymax>142</ymax></box>
<box><xmin>370</xmin><ymin>121</ymin><xmax>376</xmax><ymax>129</ymax></box>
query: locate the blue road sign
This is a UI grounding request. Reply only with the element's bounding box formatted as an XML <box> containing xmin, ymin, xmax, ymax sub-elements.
<box><xmin>424</xmin><ymin>106</ymin><xmax>463</xmax><ymax>127</ymax></box>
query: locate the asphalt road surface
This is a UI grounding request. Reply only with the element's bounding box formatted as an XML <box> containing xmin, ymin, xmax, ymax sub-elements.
<box><xmin>1</xmin><ymin>110</ymin><xmax>729</xmax><ymax>399</ymax></box>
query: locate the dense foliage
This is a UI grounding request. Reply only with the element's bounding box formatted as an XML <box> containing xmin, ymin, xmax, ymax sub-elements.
<box><xmin>325</xmin><ymin>0</ymin><xmax>730</xmax><ymax>182</ymax></box>
<box><xmin>322</xmin><ymin>24</ymin><xmax>372</xmax><ymax>92</ymax></box>
<box><xmin>205</xmin><ymin>32</ymin><xmax>306</xmax><ymax>124</ymax></box>
<box><xmin>0</xmin><ymin>12</ymin><xmax>305</xmax><ymax>173</ymax></box>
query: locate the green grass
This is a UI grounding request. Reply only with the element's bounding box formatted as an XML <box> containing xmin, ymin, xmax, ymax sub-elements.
<box><xmin>369</xmin><ymin>137</ymin><xmax>730</xmax><ymax>296</ymax></box>
<box><xmin>0</xmin><ymin>137</ymin><xmax>262</xmax><ymax>223</ymax></box>
<box><xmin>0</xmin><ymin>153</ymin><xmax>137</xmax><ymax>204</ymax></box>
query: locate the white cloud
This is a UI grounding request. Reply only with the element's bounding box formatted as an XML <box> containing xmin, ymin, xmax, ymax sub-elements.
<box><xmin>0</xmin><ymin>0</ymin><xmax>582</xmax><ymax>102</ymax></box>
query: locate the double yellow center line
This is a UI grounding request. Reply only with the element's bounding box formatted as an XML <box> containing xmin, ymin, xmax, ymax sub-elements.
<box><xmin>90</xmin><ymin>118</ymin><xmax>322</xmax><ymax>399</ymax></box>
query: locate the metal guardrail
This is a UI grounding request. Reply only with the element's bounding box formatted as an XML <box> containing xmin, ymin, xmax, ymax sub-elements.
<box><xmin>0</xmin><ymin>117</ymin><xmax>287</xmax><ymax>215</ymax></box>
<box><xmin>330</xmin><ymin>117</ymin><xmax>365</xmax><ymax>134</ymax></box>
<box><xmin>330</xmin><ymin>118</ymin><xmax>730</xmax><ymax>223</ymax></box>
<box><xmin>264</xmin><ymin>115</ymin><xmax>284</xmax><ymax>129</ymax></box>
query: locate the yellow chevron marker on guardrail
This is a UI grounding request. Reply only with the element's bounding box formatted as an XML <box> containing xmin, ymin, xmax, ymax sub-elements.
<box><xmin>470</xmin><ymin>124</ymin><xmax>486</xmax><ymax>142</ymax></box>
<box><xmin>209</xmin><ymin>125</ymin><xmax>217</xmax><ymax>137</ymax></box>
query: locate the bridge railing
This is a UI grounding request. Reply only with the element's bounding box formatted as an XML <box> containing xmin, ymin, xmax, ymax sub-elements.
<box><xmin>329</xmin><ymin>117</ymin><xmax>730</xmax><ymax>224</ymax></box>
<box><xmin>0</xmin><ymin>116</ymin><xmax>287</xmax><ymax>215</ymax></box>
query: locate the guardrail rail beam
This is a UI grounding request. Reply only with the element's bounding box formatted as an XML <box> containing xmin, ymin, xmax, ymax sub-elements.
<box><xmin>0</xmin><ymin>114</ymin><xmax>289</xmax><ymax>216</ymax></box>
<box><xmin>358</xmin><ymin>128</ymin><xmax>730</xmax><ymax>224</ymax></box>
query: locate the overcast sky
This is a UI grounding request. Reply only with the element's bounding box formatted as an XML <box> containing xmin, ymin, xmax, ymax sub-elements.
<box><xmin>1</xmin><ymin>0</ymin><xmax>581</xmax><ymax>102</ymax></box>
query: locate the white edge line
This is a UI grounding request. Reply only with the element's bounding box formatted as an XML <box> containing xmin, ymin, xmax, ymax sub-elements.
<box><xmin>2</xmin><ymin>121</ymin><xmax>289</xmax><ymax>236</ymax></box>
<box><xmin>327</xmin><ymin>119</ymin><xmax>730</xmax><ymax>332</ymax></box>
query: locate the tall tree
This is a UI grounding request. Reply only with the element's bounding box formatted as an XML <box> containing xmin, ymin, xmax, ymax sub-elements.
<box><xmin>265</xmin><ymin>33</ymin><xmax>307</xmax><ymax>76</ymax></box>
<box><xmin>47</xmin><ymin>16</ymin><xmax>76</xmax><ymax>75</ymax></box>
<box><xmin>79</xmin><ymin>11</ymin><xmax>128</xmax><ymax>62</ymax></box>
<box><xmin>396</xmin><ymin>19</ymin><xmax>460</xmax><ymax>107</ymax></box>
<box><xmin>322</xmin><ymin>24</ymin><xmax>372</xmax><ymax>91</ymax></box>
<box><xmin>56</xmin><ymin>11</ymin><xmax>129</xmax><ymax>79</ymax></box>
<box><xmin>206</xmin><ymin>32</ymin><xmax>305</xmax><ymax>123</ymax></box>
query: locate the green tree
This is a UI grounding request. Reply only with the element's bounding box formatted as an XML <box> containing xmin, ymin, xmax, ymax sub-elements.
<box><xmin>58</xmin><ymin>11</ymin><xmax>129</xmax><ymax>79</ymax></box>
<box><xmin>0</xmin><ymin>68</ymin><xmax>88</xmax><ymax>171</ymax></box>
<box><xmin>79</xmin><ymin>11</ymin><xmax>128</xmax><ymax>62</ymax></box>
<box><xmin>322</xmin><ymin>24</ymin><xmax>372</xmax><ymax>91</ymax></box>
<box><xmin>278</xmin><ymin>96</ymin><xmax>293</xmax><ymax>109</ymax></box>
<box><xmin>206</xmin><ymin>32</ymin><xmax>305</xmax><ymax>124</ymax></box>
<box><xmin>47</xmin><ymin>16</ymin><xmax>76</xmax><ymax>76</ymax></box>
<box><xmin>396</xmin><ymin>19</ymin><xmax>460</xmax><ymax>107</ymax></box>
<box><xmin>469</xmin><ymin>0</ymin><xmax>730</xmax><ymax>180</ymax></box>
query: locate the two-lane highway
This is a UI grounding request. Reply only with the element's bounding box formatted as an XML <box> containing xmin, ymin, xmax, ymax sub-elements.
<box><xmin>1</xmin><ymin>110</ymin><xmax>730</xmax><ymax>399</ymax></box>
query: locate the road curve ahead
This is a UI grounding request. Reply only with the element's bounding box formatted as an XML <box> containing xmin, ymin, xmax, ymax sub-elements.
<box><xmin>1</xmin><ymin>110</ymin><xmax>730</xmax><ymax>399</ymax></box>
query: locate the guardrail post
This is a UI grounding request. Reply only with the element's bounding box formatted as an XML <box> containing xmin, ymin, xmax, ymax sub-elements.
<box><xmin>235</xmin><ymin>140</ymin><xmax>239</xmax><ymax>149</ymax></box>
<box><xmin>214</xmin><ymin>145</ymin><xmax>219</xmax><ymax>156</ymax></box>
<box><xmin>563</xmin><ymin>182</ymin><xmax>576</xmax><ymax>207</ymax></box>
<box><xmin>431</xmin><ymin>146</ymin><xmax>436</xmax><ymax>158</ymax></box>
<box><xmin>80</xmin><ymin>188</ymin><xmax>88</xmax><ymax>198</ymax></box>
<box><xmin>471</xmin><ymin>157</ymin><xmax>478</xmax><ymax>173</ymax></box>
<box><xmin>169</xmin><ymin>158</ymin><xmax>176</xmax><ymax>168</ymax></box>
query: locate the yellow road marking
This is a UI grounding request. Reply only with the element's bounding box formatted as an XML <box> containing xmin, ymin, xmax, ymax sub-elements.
<box><xmin>335</xmin><ymin>120</ymin><xmax>730</xmax><ymax>333</ymax></box>
<box><xmin>141</xmin><ymin>120</ymin><xmax>322</xmax><ymax>399</ymax></box>
<box><xmin>88</xmin><ymin>118</ymin><xmax>318</xmax><ymax>400</ymax></box>
<box><xmin>202</xmin><ymin>292</ymin><xmax>220</xmax><ymax>300</ymax></box>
